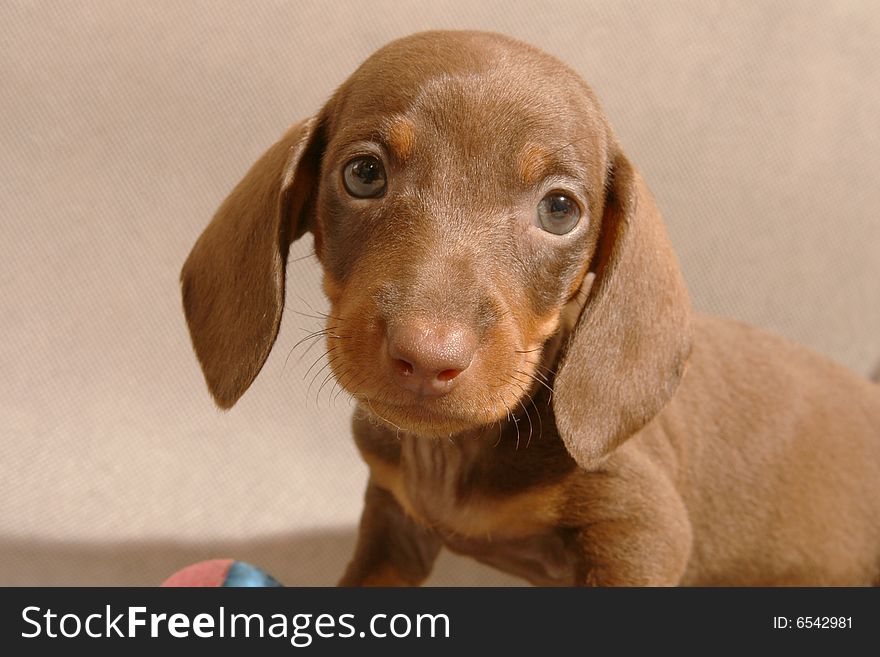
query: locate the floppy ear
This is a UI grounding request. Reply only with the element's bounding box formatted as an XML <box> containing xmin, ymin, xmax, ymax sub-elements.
<box><xmin>180</xmin><ymin>118</ymin><xmax>321</xmax><ymax>408</ymax></box>
<box><xmin>553</xmin><ymin>149</ymin><xmax>691</xmax><ymax>469</ymax></box>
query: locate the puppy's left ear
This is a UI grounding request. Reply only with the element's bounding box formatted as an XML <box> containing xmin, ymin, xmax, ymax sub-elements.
<box><xmin>553</xmin><ymin>149</ymin><xmax>691</xmax><ymax>470</ymax></box>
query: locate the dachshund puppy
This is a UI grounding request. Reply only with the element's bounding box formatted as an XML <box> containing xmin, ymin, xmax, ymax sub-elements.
<box><xmin>181</xmin><ymin>31</ymin><xmax>880</xmax><ymax>585</ymax></box>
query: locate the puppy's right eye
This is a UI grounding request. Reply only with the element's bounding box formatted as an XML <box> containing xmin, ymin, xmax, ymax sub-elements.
<box><xmin>343</xmin><ymin>156</ymin><xmax>387</xmax><ymax>198</ymax></box>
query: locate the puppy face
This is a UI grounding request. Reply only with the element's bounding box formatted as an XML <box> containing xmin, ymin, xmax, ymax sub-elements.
<box><xmin>311</xmin><ymin>33</ymin><xmax>611</xmax><ymax>437</ymax></box>
<box><xmin>182</xmin><ymin>30</ymin><xmax>690</xmax><ymax>462</ymax></box>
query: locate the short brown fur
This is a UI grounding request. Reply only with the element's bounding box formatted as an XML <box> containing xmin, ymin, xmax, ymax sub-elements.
<box><xmin>182</xmin><ymin>31</ymin><xmax>880</xmax><ymax>586</ymax></box>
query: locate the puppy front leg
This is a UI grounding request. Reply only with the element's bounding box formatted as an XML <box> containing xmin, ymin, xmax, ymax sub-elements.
<box><xmin>569</xmin><ymin>456</ymin><xmax>693</xmax><ymax>586</ymax></box>
<box><xmin>339</xmin><ymin>481</ymin><xmax>442</xmax><ymax>586</ymax></box>
<box><xmin>572</xmin><ymin>513</ymin><xmax>692</xmax><ymax>586</ymax></box>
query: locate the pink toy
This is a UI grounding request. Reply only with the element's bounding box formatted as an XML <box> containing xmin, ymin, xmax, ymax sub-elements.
<box><xmin>161</xmin><ymin>559</ymin><xmax>282</xmax><ymax>587</ymax></box>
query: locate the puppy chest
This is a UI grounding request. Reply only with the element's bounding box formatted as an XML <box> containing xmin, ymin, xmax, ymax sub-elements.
<box><xmin>373</xmin><ymin>436</ymin><xmax>566</xmax><ymax>540</ymax></box>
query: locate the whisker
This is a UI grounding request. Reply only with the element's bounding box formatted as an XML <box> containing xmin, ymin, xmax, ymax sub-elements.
<box><xmin>503</xmin><ymin>376</ymin><xmax>534</xmax><ymax>450</ymax></box>
<box><xmin>303</xmin><ymin>346</ymin><xmax>340</xmax><ymax>380</ymax></box>
<box><xmin>331</xmin><ymin>367</ymin><xmax>353</xmax><ymax>404</ymax></box>
<box><xmin>525</xmin><ymin>360</ymin><xmax>557</xmax><ymax>378</ymax></box>
<box><xmin>282</xmin><ymin>335</ymin><xmax>321</xmax><ymax>377</ymax></box>
<box><xmin>290</xmin><ymin>309</ymin><xmax>333</xmax><ymax>322</ymax></box>
<box><xmin>295</xmin><ymin>334</ymin><xmax>333</xmax><ymax>367</ymax></box>
<box><xmin>307</xmin><ymin>356</ymin><xmax>340</xmax><ymax>398</ymax></box>
<box><xmin>507</xmin><ymin>397</ymin><xmax>520</xmax><ymax>450</ymax></box>
<box><xmin>291</xmin><ymin>325</ymin><xmax>341</xmax><ymax>347</ymax></box>
<box><xmin>316</xmin><ymin>367</ymin><xmax>338</xmax><ymax>405</ymax></box>
<box><xmin>342</xmin><ymin>371</ymin><xmax>370</xmax><ymax>403</ymax></box>
<box><xmin>294</xmin><ymin>295</ymin><xmax>347</xmax><ymax>322</ymax></box>
<box><xmin>516</xmin><ymin>395</ymin><xmax>534</xmax><ymax>449</ymax></box>
<box><xmin>290</xmin><ymin>252</ymin><xmax>317</xmax><ymax>262</ymax></box>
<box><xmin>528</xmin><ymin>393</ymin><xmax>544</xmax><ymax>443</ymax></box>
<box><xmin>524</xmin><ymin>367</ymin><xmax>551</xmax><ymax>383</ymax></box>
<box><xmin>516</xmin><ymin>369</ymin><xmax>554</xmax><ymax>396</ymax></box>
<box><xmin>494</xmin><ymin>401</ymin><xmax>508</xmax><ymax>447</ymax></box>
<box><xmin>362</xmin><ymin>396</ymin><xmax>404</xmax><ymax>435</ymax></box>
<box><xmin>508</xmin><ymin>371</ymin><xmax>550</xmax><ymax>429</ymax></box>
<box><xmin>282</xmin><ymin>328</ymin><xmax>349</xmax><ymax>376</ymax></box>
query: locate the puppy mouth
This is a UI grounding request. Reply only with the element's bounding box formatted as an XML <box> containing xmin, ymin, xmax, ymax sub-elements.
<box><xmin>360</xmin><ymin>395</ymin><xmax>482</xmax><ymax>435</ymax></box>
<box><xmin>356</xmin><ymin>390</ymin><xmax>511</xmax><ymax>438</ymax></box>
<box><xmin>323</xmin><ymin>310</ymin><xmax>547</xmax><ymax>437</ymax></box>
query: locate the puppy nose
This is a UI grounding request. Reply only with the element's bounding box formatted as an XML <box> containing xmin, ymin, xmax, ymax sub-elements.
<box><xmin>387</xmin><ymin>321</ymin><xmax>476</xmax><ymax>396</ymax></box>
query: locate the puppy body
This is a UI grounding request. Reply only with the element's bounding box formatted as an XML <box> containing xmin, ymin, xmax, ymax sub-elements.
<box><xmin>342</xmin><ymin>315</ymin><xmax>880</xmax><ymax>586</ymax></box>
<box><xmin>665</xmin><ymin>317</ymin><xmax>880</xmax><ymax>585</ymax></box>
<box><xmin>182</xmin><ymin>31</ymin><xmax>880</xmax><ymax>586</ymax></box>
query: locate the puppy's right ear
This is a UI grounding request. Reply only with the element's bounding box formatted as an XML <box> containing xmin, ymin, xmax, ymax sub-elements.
<box><xmin>181</xmin><ymin>118</ymin><xmax>322</xmax><ymax>408</ymax></box>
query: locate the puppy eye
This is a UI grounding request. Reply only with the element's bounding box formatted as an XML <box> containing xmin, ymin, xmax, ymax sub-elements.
<box><xmin>537</xmin><ymin>192</ymin><xmax>581</xmax><ymax>235</ymax></box>
<box><xmin>343</xmin><ymin>156</ymin><xmax>387</xmax><ymax>198</ymax></box>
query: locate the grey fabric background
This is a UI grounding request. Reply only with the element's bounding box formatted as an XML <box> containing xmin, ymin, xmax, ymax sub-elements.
<box><xmin>1</xmin><ymin>0</ymin><xmax>877</xmax><ymax>585</ymax></box>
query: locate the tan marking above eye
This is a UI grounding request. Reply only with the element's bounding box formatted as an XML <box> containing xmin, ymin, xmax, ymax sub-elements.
<box><xmin>385</xmin><ymin>118</ymin><xmax>416</xmax><ymax>163</ymax></box>
<box><xmin>518</xmin><ymin>144</ymin><xmax>552</xmax><ymax>186</ymax></box>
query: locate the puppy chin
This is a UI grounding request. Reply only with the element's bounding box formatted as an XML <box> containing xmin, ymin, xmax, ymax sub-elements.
<box><xmin>360</xmin><ymin>397</ymin><xmax>495</xmax><ymax>439</ymax></box>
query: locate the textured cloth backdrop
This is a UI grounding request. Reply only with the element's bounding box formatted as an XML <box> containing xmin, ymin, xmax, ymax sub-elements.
<box><xmin>1</xmin><ymin>1</ymin><xmax>878</xmax><ymax>585</ymax></box>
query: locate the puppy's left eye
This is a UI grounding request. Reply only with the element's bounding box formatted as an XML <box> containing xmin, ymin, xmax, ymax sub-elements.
<box><xmin>343</xmin><ymin>156</ymin><xmax>387</xmax><ymax>198</ymax></box>
<box><xmin>537</xmin><ymin>192</ymin><xmax>581</xmax><ymax>235</ymax></box>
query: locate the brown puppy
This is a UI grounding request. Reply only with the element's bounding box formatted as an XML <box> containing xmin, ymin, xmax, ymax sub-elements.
<box><xmin>181</xmin><ymin>31</ymin><xmax>880</xmax><ymax>586</ymax></box>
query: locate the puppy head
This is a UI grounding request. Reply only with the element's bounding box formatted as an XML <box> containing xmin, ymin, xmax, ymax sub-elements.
<box><xmin>181</xmin><ymin>31</ymin><xmax>690</xmax><ymax>462</ymax></box>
